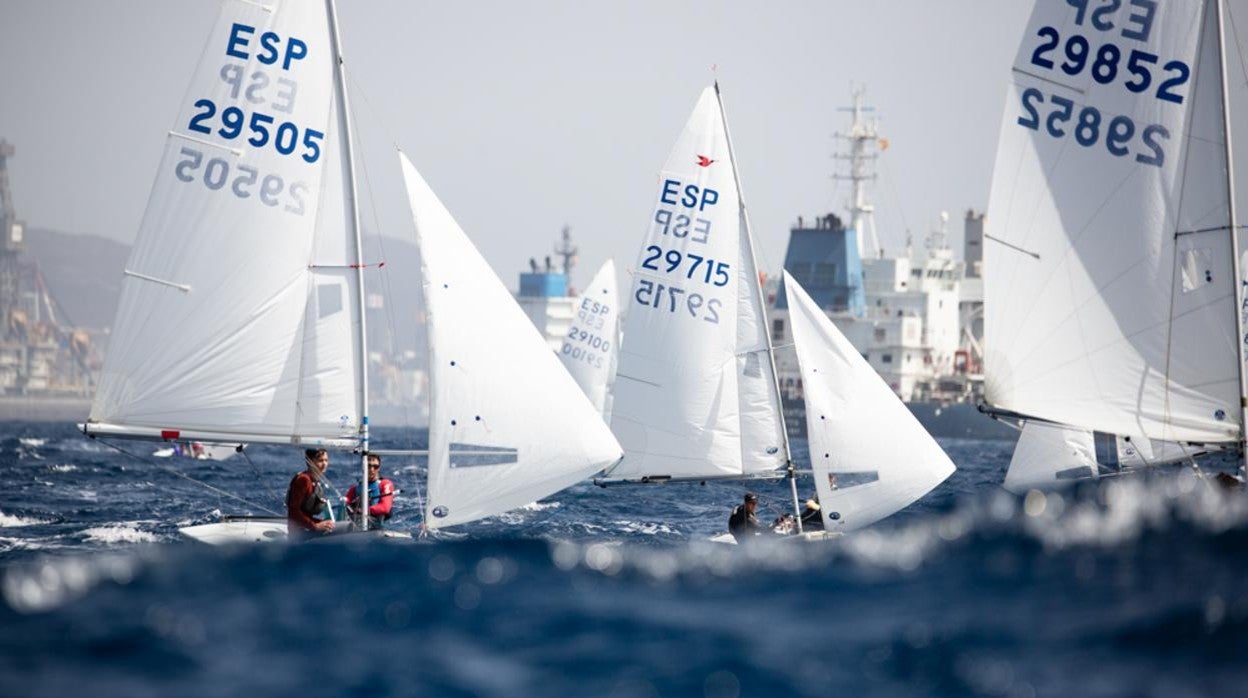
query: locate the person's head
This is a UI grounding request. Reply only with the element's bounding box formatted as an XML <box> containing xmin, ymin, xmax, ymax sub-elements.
<box><xmin>804</xmin><ymin>499</ymin><xmax>820</xmax><ymax>512</ymax></box>
<box><xmin>366</xmin><ymin>452</ymin><xmax>382</xmax><ymax>482</ymax></box>
<box><xmin>305</xmin><ymin>448</ymin><xmax>329</xmax><ymax>479</ymax></box>
<box><xmin>744</xmin><ymin>492</ymin><xmax>758</xmax><ymax>511</ymax></box>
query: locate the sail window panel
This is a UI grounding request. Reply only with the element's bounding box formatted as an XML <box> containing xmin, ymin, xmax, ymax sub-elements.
<box><xmin>448</xmin><ymin>443</ymin><xmax>519</xmax><ymax>468</ymax></box>
<box><xmin>1178</xmin><ymin>249</ymin><xmax>1214</xmax><ymax>294</ymax></box>
<box><xmin>826</xmin><ymin>471</ymin><xmax>880</xmax><ymax>490</ymax></box>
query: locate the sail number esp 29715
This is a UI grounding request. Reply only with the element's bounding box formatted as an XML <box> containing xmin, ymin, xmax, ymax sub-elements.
<box><xmin>1015</xmin><ymin>0</ymin><xmax>1185</xmax><ymax>168</ymax></box>
<box><xmin>632</xmin><ymin>178</ymin><xmax>725</xmax><ymax>324</ymax></box>
<box><xmin>173</xmin><ymin>23</ymin><xmax>322</xmax><ymax>217</ymax></box>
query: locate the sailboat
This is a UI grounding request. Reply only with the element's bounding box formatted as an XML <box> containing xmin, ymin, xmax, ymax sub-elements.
<box><xmin>82</xmin><ymin>0</ymin><xmax>621</xmax><ymax>542</ymax></box>
<box><xmin>1003</xmin><ymin>420</ymin><xmax>1220</xmax><ymax>494</ymax></box>
<box><xmin>602</xmin><ymin>84</ymin><xmax>955</xmax><ymax>533</ymax></box>
<box><xmin>558</xmin><ymin>259</ymin><xmax>620</xmax><ymax>420</ymax></box>
<box><xmin>985</xmin><ymin>0</ymin><xmax>1246</xmax><ymax>488</ymax></box>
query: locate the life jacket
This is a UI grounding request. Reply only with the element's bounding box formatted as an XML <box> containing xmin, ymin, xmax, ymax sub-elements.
<box><xmin>347</xmin><ymin>478</ymin><xmax>395</xmax><ymax>521</ymax></box>
<box><xmin>287</xmin><ymin>472</ymin><xmax>326</xmax><ymax>517</ymax></box>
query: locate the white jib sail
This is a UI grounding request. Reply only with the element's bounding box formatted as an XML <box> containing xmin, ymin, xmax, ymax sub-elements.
<box><xmin>559</xmin><ymin>259</ymin><xmax>620</xmax><ymax>420</ymax></box>
<box><xmin>785</xmin><ymin>271</ymin><xmax>955</xmax><ymax>531</ymax></box>
<box><xmin>609</xmin><ymin>86</ymin><xmax>786</xmax><ymax>479</ymax></box>
<box><xmin>88</xmin><ymin>1</ymin><xmax>363</xmax><ymax>445</ymax></box>
<box><xmin>1004</xmin><ymin>421</ymin><xmax>1099</xmax><ymax>495</ymax></box>
<box><xmin>984</xmin><ymin>0</ymin><xmax>1239</xmax><ymax>444</ymax></box>
<box><xmin>399</xmin><ymin>153</ymin><xmax>623</xmax><ymax>529</ymax></box>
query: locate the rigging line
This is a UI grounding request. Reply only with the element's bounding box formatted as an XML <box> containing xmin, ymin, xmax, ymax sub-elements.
<box><xmin>982</xmin><ymin>233</ymin><xmax>1039</xmax><ymax>259</ymax></box>
<box><xmin>97</xmin><ymin>438</ymin><xmax>280</xmax><ymax>516</ymax></box>
<box><xmin>239</xmin><ymin>448</ymin><xmax>282</xmax><ymax>505</ymax></box>
<box><xmin>343</xmin><ymin>64</ymin><xmax>426</xmax><ymax>456</ymax></box>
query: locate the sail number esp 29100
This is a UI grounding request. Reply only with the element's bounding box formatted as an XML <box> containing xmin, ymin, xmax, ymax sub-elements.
<box><xmin>633</xmin><ymin>178</ymin><xmax>725</xmax><ymax>325</ymax></box>
<box><xmin>1015</xmin><ymin>0</ymin><xmax>1186</xmax><ymax>168</ymax></box>
<box><xmin>173</xmin><ymin>23</ymin><xmax>322</xmax><ymax>217</ymax></box>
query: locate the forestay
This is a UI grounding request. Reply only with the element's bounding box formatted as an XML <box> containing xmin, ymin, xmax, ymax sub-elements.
<box><xmin>399</xmin><ymin>154</ymin><xmax>623</xmax><ymax>529</ymax></box>
<box><xmin>608</xmin><ymin>86</ymin><xmax>786</xmax><ymax>480</ymax></box>
<box><xmin>984</xmin><ymin>0</ymin><xmax>1239</xmax><ymax>444</ymax></box>
<box><xmin>87</xmin><ymin>2</ymin><xmax>362</xmax><ymax>447</ymax></box>
<box><xmin>559</xmin><ymin>259</ymin><xmax>620</xmax><ymax>420</ymax></box>
<box><xmin>785</xmin><ymin>272</ymin><xmax>955</xmax><ymax>531</ymax></box>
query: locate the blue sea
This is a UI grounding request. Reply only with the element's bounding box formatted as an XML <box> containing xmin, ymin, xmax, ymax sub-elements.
<box><xmin>1</xmin><ymin>422</ymin><xmax>1247</xmax><ymax>697</ymax></box>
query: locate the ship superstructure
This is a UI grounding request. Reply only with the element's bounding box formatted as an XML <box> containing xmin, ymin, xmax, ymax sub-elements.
<box><xmin>769</xmin><ymin>93</ymin><xmax>1005</xmax><ymax>439</ymax></box>
<box><xmin>515</xmin><ymin>226</ymin><xmax>581</xmax><ymax>353</ymax></box>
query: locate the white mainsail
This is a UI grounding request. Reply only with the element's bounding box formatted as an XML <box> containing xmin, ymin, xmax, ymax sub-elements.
<box><xmin>984</xmin><ymin>0</ymin><xmax>1240</xmax><ymax>445</ymax></box>
<box><xmin>784</xmin><ymin>272</ymin><xmax>955</xmax><ymax>530</ymax></box>
<box><xmin>86</xmin><ymin>2</ymin><xmax>362</xmax><ymax>447</ymax></box>
<box><xmin>399</xmin><ymin>154</ymin><xmax>623</xmax><ymax>529</ymax></box>
<box><xmin>559</xmin><ymin>259</ymin><xmax>620</xmax><ymax>420</ymax></box>
<box><xmin>608</xmin><ymin>86</ymin><xmax>786</xmax><ymax>480</ymax></box>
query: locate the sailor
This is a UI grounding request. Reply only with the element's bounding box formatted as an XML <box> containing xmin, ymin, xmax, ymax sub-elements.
<box><xmin>345</xmin><ymin>452</ymin><xmax>396</xmax><ymax>529</ymax></box>
<box><xmin>728</xmin><ymin>492</ymin><xmax>766</xmax><ymax>542</ymax></box>
<box><xmin>798</xmin><ymin>498</ymin><xmax>824</xmax><ymax>531</ymax></box>
<box><xmin>286</xmin><ymin>448</ymin><xmax>335</xmax><ymax>537</ymax></box>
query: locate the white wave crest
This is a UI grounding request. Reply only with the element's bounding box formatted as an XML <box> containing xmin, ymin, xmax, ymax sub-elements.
<box><xmin>0</xmin><ymin>511</ymin><xmax>51</xmax><ymax>528</ymax></box>
<box><xmin>82</xmin><ymin>524</ymin><xmax>160</xmax><ymax>545</ymax></box>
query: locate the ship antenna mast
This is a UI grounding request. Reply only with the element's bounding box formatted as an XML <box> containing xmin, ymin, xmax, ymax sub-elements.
<box><xmin>833</xmin><ymin>86</ymin><xmax>882</xmax><ymax>259</ymax></box>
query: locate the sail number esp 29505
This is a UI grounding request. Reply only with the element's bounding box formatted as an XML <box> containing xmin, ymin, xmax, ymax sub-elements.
<box><xmin>173</xmin><ymin>23</ymin><xmax>322</xmax><ymax>217</ymax></box>
<box><xmin>1015</xmin><ymin>0</ymin><xmax>1186</xmax><ymax>168</ymax></box>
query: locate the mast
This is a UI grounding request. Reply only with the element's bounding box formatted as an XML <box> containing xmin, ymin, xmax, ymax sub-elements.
<box><xmin>1214</xmin><ymin>0</ymin><xmax>1247</xmax><ymax>477</ymax></box>
<box><xmin>326</xmin><ymin>0</ymin><xmax>371</xmax><ymax>528</ymax></box>
<box><xmin>712</xmin><ymin>82</ymin><xmax>803</xmax><ymax>530</ymax></box>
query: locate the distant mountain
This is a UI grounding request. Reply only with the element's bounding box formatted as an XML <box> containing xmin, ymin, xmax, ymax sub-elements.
<box><xmin>24</xmin><ymin>227</ymin><xmax>128</xmax><ymax>330</ymax></box>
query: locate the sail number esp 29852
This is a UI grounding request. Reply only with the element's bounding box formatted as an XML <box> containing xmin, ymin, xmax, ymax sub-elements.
<box><xmin>1015</xmin><ymin>0</ymin><xmax>1185</xmax><ymax>168</ymax></box>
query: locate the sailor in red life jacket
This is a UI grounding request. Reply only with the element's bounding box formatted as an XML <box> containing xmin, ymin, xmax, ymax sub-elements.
<box><xmin>346</xmin><ymin>452</ymin><xmax>395</xmax><ymax>530</ymax></box>
<box><xmin>286</xmin><ymin>448</ymin><xmax>335</xmax><ymax>537</ymax></box>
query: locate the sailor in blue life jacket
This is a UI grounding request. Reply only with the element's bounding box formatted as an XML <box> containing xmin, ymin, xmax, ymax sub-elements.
<box><xmin>345</xmin><ymin>452</ymin><xmax>395</xmax><ymax>529</ymax></box>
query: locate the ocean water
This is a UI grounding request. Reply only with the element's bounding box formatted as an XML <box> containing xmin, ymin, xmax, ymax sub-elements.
<box><xmin>1</xmin><ymin>422</ymin><xmax>1247</xmax><ymax>697</ymax></box>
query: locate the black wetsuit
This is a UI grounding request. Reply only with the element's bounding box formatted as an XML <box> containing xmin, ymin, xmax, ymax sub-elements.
<box><xmin>799</xmin><ymin>507</ymin><xmax>824</xmax><ymax>531</ymax></box>
<box><xmin>728</xmin><ymin>505</ymin><xmax>765</xmax><ymax>542</ymax></box>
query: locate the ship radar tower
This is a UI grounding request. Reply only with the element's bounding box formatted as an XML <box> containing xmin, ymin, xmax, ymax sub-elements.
<box><xmin>553</xmin><ymin>224</ymin><xmax>578</xmax><ymax>291</ymax></box>
<box><xmin>833</xmin><ymin>87</ymin><xmax>883</xmax><ymax>260</ymax></box>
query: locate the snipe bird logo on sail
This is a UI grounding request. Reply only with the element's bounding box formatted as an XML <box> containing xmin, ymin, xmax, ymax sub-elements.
<box><xmin>696</xmin><ymin>155</ymin><xmax>715</xmax><ymax>167</ymax></box>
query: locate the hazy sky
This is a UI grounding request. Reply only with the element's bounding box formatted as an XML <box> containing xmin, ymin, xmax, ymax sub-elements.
<box><xmin>0</xmin><ymin>1</ymin><xmax>1031</xmax><ymax>291</ymax></box>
